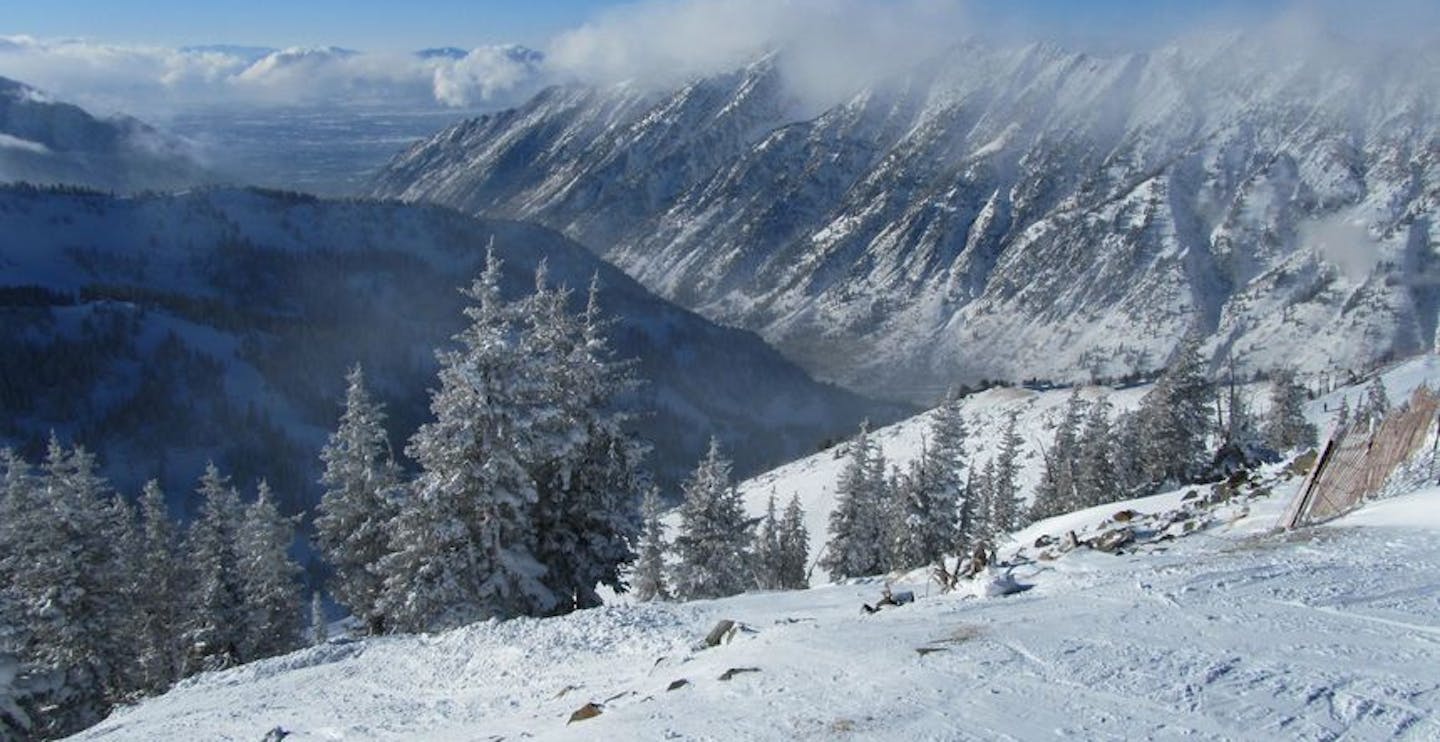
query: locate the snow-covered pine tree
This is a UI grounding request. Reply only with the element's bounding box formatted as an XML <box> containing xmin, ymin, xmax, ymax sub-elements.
<box><xmin>956</xmin><ymin>466</ymin><xmax>984</xmax><ymax>555</ymax></box>
<box><xmin>134</xmin><ymin>480</ymin><xmax>184</xmax><ymax>693</ymax></box>
<box><xmin>527</xmin><ymin>273</ymin><xmax>645</xmax><ymax>612</ymax></box>
<box><xmin>989</xmin><ymin>412</ymin><xmax>1026</xmax><ymax>535</ymax></box>
<box><xmin>1263</xmin><ymin>368</ymin><xmax>1318</xmax><ymax>453</ymax></box>
<box><xmin>920</xmin><ymin>389</ymin><xmax>968</xmax><ymax>556</ymax></box>
<box><xmin>630</xmin><ymin>487</ymin><xmax>669</xmax><ymax>602</ymax></box>
<box><xmin>237</xmin><ymin>480</ymin><xmax>302</xmax><ymax>661</ymax></box>
<box><xmin>1137</xmin><ymin>336</ymin><xmax>1212</xmax><ymax>488</ymax></box>
<box><xmin>1</xmin><ymin>439</ymin><xmax>130</xmax><ymax>735</ymax></box>
<box><xmin>316</xmin><ymin>364</ymin><xmax>400</xmax><ymax>635</ymax></box>
<box><xmin>311</xmin><ymin>592</ymin><xmax>329</xmax><ymax>645</ymax></box>
<box><xmin>1355</xmin><ymin>376</ymin><xmax>1391</xmax><ymax>429</ymax></box>
<box><xmin>1031</xmin><ymin>390</ymin><xmax>1086</xmax><ymax>521</ymax></box>
<box><xmin>1074</xmin><ymin>394</ymin><xmax>1119</xmax><ymax>507</ymax></box>
<box><xmin>1111</xmin><ymin>410</ymin><xmax>1147</xmax><ymax>497</ymax></box>
<box><xmin>778</xmin><ymin>494</ymin><xmax>810</xmax><ymax>589</ymax></box>
<box><xmin>184</xmin><ymin>462</ymin><xmax>248</xmax><ymax>672</ymax></box>
<box><xmin>671</xmin><ymin>438</ymin><xmax>752</xmax><ymax>599</ymax></box>
<box><xmin>820</xmin><ymin>421</ymin><xmax>889</xmax><ymax>580</ymax></box>
<box><xmin>891</xmin><ymin>453</ymin><xmax>947</xmax><ymax>571</ymax></box>
<box><xmin>382</xmin><ymin>248</ymin><xmax>555</xmax><ymax>630</ymax></box>
<box><xmin>753</xmin><ymin>492</ymin><xmax>786</xmax><ymax>590</ymax></box>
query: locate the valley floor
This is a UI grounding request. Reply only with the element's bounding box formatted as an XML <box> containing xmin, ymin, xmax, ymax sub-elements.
<box><xmin>76</xmin><ymin>482</ymin><xmax>1440</xmax><ymax>741</ymax></box>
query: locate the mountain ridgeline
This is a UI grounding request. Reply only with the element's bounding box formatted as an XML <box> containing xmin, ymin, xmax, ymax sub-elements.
<box><xmin>0</xmin><ymin>77</ymin><xmax>209</xmax><ymax>192</ymax></box>
<box><xmin>371</xmin><ymin>34</ymin><xmax>1440</xmax><ymax>402</ymax></box>
<box><xmin>0</xmin><ymin>185</ymin><xmax>900</xmax><ymax>514</ymax></box>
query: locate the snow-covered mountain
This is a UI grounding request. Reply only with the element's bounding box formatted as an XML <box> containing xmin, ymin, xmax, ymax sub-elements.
<box><xmin>68</xmin><ymin>362</ymin><xmax>1440</xmax><ymax>738</ymax></box>
<box><xmin>371</xmin><ymin>34</ymin><xmax>1440</xmax><ymax>402</ymax></box>
<box><xmin>0</xmin><ymin>76</ymin><xmax>209</xmax><ymax>192</ymax></box>
<box><xmin>0</xmin><ymin>185</ymin><xmax>899</xmax><ymax>512</ymax></box>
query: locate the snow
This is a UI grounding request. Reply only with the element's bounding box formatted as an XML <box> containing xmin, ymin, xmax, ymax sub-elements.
<box><xmin>74</xmin><ymin>469</ymin><xmax>1440</xmax><ymax>741</ymax></box>
<box><xmin>732</xmin><ymin>383</ymin><xmax>1150</xmax><ymax>584</ymax></box>
<box><xmin>70</xmin><ymin>359</ymin><xmax>1440</xmax><ymax>740</ymax></box>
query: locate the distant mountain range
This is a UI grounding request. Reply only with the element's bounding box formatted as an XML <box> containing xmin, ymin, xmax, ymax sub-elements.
<box><xmin>0</xmin><ymin>185</ymin><xmax>900</xmax><ymax>514</ymax></box>
<box><xmin>0</xmin><ymin>76</ymin><xmax>210</xmax><ymax>192</ymax></box>
<box><xmin>371</xmin><ymin>34</ymin><xmax>1440</xmax><ymax>402</ymax></box>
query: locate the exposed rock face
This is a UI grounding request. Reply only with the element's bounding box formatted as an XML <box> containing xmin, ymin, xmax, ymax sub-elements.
<box><xmin>372</xmin><ymin>36</ymin><xmax>1440</xmax><ymax>402</ymax></box>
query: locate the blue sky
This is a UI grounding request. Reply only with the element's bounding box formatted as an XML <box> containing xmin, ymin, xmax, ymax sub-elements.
<box><xmin>5</xmin><ymin>0</ymin><xmax>1302</xmax><ymax>50</ymax></box>
<box><xmin>4</xmin><ymin>0</ymin><xmax>616</xmax><ymax>49</ymax></box>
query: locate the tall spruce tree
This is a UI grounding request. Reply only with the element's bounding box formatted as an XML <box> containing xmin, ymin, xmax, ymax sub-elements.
<box><xmin>526</xmin><ymin>272</ymin><xmax>644</xmax><ymax>612</ymax></box>
<box><xmin>777</xmin><ymin>494</ymin><xmax>810</xmax><ymax>589</ymax></box>
<box><xmin>134</xmin><ymin>480</ymin><xmax>184</xmax><ymax>693</ymax></box>
<box><xmin>1032</xmin><ymin>391</ymin><xmax>1086</xmax><ymax>521</ymax></box>
<box><xmin>382</xmin><ymin>249</ymin><xmax>555</xmax><ymax>630</ymax></box>
<box><xmin>753</xmin><ymin>493</ymin><xmax>786</xmax><ymax>590</ymax></box>
<box><xmin>1356</xmin><ymin>376</ymin><xmax>1391</xmax><ymax>429</ymax></box>
<box><xmin>1074</xmin><ymin>395</ymin><xmax>1119</xmax><ymax>508</ymax></box>
<box><xmin>237</xmin><ymin>481</ymin><xmax>302</xmax><ymax>661</ymax></box>
<box><xmin>671</xmin><ymin>438</ymin><xmax>752</xmax><ymax>600</ymax></box>
<box><xmin>316</xmin><ymin>365</ymin><xmax>400</xmax><ymax>635</ymax></box>
<box><xmin>1264</xmin><ymin>368</ymin><xmax>1318</xmax><ymax>452</ymax></box>
<box><xmin>820</xmin><ymin>422</ymin><xmax>890</xmax><ymax>580</ymax></box>
<box><xmin>989</xmin><ymin>412</ymin><xmax>1025</xmax><ymax>535</ymax></box>
<box><xmin>1137</xmin><ymin>336</ymin><xmax>1212</xmax><ymax>488</ymax></box>
<box><xmin>184</xmin><ymin>462</ymin><xmax>248</xmax><ymax>672</ymax></box>
<box><xmin>631</xmin><ymin>487</ymin><xmax>669</xmax><ymax>602</ymax></box>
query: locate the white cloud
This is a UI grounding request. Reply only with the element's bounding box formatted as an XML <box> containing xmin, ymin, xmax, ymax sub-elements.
<box><xmin>0</xmin><ymin>35</ymin><xmax>547</xmax><ymax>115</ymax></box>
<box><xmin>545</xmin><ymin>0</ymin><xmax>971</xmax><ymax>108</ymax></box>
<box><xmin>0</xmin><ymin>132</ymin><xmax>51</xmax><ymax>154</ymax></box>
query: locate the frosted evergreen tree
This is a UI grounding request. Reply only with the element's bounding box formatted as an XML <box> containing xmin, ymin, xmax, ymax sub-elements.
<box><xmin>956</xmin><ymin>467</ymin><xmax>984</xmax><ymax>554</ymax></box>
<box><xmin>671</xmin><ymin>438</ymin><xmax>752</xmax><ymax>600</ymax></box>
<box><xmin>989</xmin><ymin>412</ymin><xmax>1026</xmax><ymax>535</ymax></box>
<box><xmin>238</xmin><ymin>480</ymin><xmax>302</xmax><ymax>661</ymax></box>
<box><xmin>1</xmin><ymin>439</ymin><xmax>130</xmax><ymax>734</ymax></box>
<box><xmin>1074</xmin><ymin>395</ymin><xmax>1119</xmax><ymax>508</ymax></box>
<box><xmin>777</xmin><ymin>494</ymin><xmax>810</xmax><ymax>589</ymax></box>
<box><xmin>1032</xmin><ymin>390</ymin><xmax>1086</xmax><ymax>521</ymax></box>
<box><xmin>918</xmin><ymin>388</ymin><xmax>968</xmax><ymax>558</ymax></box>
<box><xmin>1111</xmin><ymin>410</ymin><xmax>1148</xmax><ymax>497</ymax></box>
<box><xmin>1263</xmin><ymin>368</ymin><xmax>1317</xmax><ymax>452</ymax></box>
<box><xmin>974</xmin><ymin>458</ymin><xmax>1000</xmax><ymax>543</ymax></box>
<box><xmin>526</xmin><ymin>272</ymin><xmax>644</xmax><ymax>612</ymax></box>
<box><xmin>753</xmin><ymin>493</ymin><xmax>786</xmax><ymax>590</ymax></box>
<box><xmin>316</xmin><ymin>364</ymin><xmax>400</xmax><ymax>634</ymax></box>
<box><xmin>134</xmin><ymin>480</ymin><xmax>184</xmax><ymax>693</ymax></box>
<box><xmin>891</xmin><ymin>452</ymin><xmax>950</xmax><ymax>571</ymax></box>
<box><xmin>382</xmin><ymin>249</ymin><xmax>555</xmax><ymax>630</ymax></box>
<box><xmin>630</xmin><ymin>487</ymin><xmax>669</xmax><ymax>602</ymax></box>
<box><xmin>184</xmin><ymin>462</ymin><xmax>248</xmax><ymax>672</ymax></box>
<box><xmin>311</xmin><ymin>592</ymin><xmax>329</xmax><ymax>645</ymax></box>
<box><xmin>820</xmin><ymin>422</ymin><xmax>890</xmax><ymax>580</ymax></box>
<box><xmin>1137</xmin><ymin>336</ymin><xmax>1213</xmax><ymax>488</ymax></box>
<box><xmin>1355</xmin><ymin>376</ymin><xmax>1391</xmax><ymax>429</ymax></box>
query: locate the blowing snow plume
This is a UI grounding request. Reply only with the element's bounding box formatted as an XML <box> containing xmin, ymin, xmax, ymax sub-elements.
<box><xmin>545</xmin><ymin>0</ymin><xmax>972</xmax><ymax>112</ymax></box>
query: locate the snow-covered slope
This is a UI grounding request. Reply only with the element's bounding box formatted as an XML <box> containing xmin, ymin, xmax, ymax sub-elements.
<box><xmin>371</xmin><ymin>34</ymin><xmax>1440</xmax><ymax>402</ymax></box>
<box><xmin>734</xmin><ymin>353</ymin><xmax>1440</xmax><ymax>581</ymax></box>
<box><xmin>0</xmin><ymin>185</ymin><xmax>900</xmax><ymax>510</ymax></box>
<box><xmin>0</xmin><ymin>77</ymin><xmax>209</xmax><ymax>192</ymax></box>
<box><xmin>73</xmin><ymin>462</ymin><xmax>1440</xmax><ymax>740</ymax></box>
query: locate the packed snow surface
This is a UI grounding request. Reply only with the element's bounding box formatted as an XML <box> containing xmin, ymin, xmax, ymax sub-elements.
<box><xmin>75</xmin><ymin>479</ymin><xmax>1440</xmax><ymax>740</ymax></box>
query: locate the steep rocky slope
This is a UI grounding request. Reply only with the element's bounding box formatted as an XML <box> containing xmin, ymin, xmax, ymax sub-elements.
<box><xmin>372</xmin><ymin>35</ymin><xmax>1440</xmax><ymax>402</ymax></box>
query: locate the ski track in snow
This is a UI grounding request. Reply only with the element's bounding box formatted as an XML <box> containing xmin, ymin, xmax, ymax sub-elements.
<box><xmin>74</xmin><ymin>484</ymin><xmax>1440</xmax><ymax>741</ymax></box>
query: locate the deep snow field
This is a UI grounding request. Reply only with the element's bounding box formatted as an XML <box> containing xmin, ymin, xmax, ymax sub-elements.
<box><xmin>72</xmin><ymin>357</ymin><xmax>1440</xmax><ymax>741</ymax></box>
